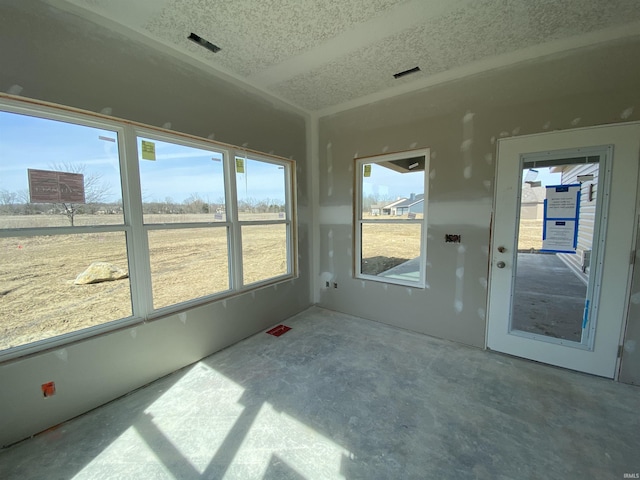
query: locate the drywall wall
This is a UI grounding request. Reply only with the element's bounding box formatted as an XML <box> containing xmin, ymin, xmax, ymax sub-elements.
<box><xmin>317</xmin><ymin>37</ymin><xmax>640</xmax><ymax>354</ymax></box>
<box><xmin>0</xmin><ymin>2</ymin><xmax>310</xmax><ymax>446</ymax></box>
<box><xmin>621</xmin><ymin>231</ymin><xmax>640</xmax><ymax>385</ymax></box>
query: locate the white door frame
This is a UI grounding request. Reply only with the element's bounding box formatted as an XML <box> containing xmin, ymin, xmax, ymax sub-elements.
<box><xmin>486</xmin><ymin>123</ymin><xmax>640</xmax><ymax>378</ymax></box>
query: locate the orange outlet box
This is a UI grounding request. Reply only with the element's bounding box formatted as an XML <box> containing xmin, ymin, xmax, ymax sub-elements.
<box><xmin>42</xmin><ymin>381</ymin><xmax>56</xmax><ymax>397</ymax></box>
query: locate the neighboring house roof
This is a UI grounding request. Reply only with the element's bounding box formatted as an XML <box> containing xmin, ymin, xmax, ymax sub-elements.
<box><xmin>381</xmin><ymin>198</ymin><xmax>407</xmax><ymax>209</ymax></box>
<box><xmin>392</xmin><ymin>194</ymin><xmax>424</xmax><ymax>209</ymax></box>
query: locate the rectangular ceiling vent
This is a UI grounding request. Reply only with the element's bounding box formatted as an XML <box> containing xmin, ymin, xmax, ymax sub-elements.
<box><xmin>188</xmin><ymin>33</ymin><xmax>221</xmax><ymax>53</ymax></box>
<box><xmin>393</xmin><ymin>66</ymin><xmax>421</xmax><ymax>79</ymax></box>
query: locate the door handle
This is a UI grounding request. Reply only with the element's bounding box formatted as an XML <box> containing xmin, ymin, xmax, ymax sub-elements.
<box><xmin>496</xmin><ymin>261</ymin><xmax>506</xmax><ymax>268</ymax></box>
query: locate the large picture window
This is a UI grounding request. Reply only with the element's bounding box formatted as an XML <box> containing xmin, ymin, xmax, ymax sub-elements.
<box><xmin>0</xmin><ymin>109</ymin><xmax>132</xmax><ymax>352</ymax></box>
<box><xmin>0</xmin><ymin>98</ymin><xmax>296</xmax><ymax>359</ymax></box>
<box><xmin>354</xmin><ymin>149</ymin><xmax>429</xmax><ymax>287</ymax></box>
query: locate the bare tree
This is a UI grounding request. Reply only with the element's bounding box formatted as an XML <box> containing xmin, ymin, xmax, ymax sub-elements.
<box><xmin>49</xmin><ymin>163</ymin><xmax>111</xmax><ymax>226</ymax></box>
<box><xmin>184</xmin><ymin>193</ymin><xmax>210</xmax><ymax>214</ymax></box>
<box><xmin>0</xmin><ymin>189</ymin><xmax>17</xmax><ymax>214</ymax></box>
<box><xmin>16</xmin><ymin>189</ymin><xmax>36</xmax><ymax>215</ymax></box>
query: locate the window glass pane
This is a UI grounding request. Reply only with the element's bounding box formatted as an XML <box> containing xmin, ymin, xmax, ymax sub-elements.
<box><xmin>0</xmin><ymin>232</ymin><xmax>132</xmax><ymax>351</ymax></box>
<box><xmin>362</xmin><ymin>159</ymin><xmax>425</xmax><ymax>220</ymax></box>
<box><xmin>242</xmin><ymin>224</ymin><xmax>288</xmax><ymax>284</ymax></box>
<box><xmin>361</xmin><ymin>223</ymin><xmax>422</xmax><ymax>282</ymax></box>
<box><xmin>0</xmin><ymin>111</ymin><xmax>124</xmax><ymax>228</ymax></box>
<box><xmin>148</xmin><ymin>227</ymin><xmax>229</xmax><ymax>309</ymax></box>
<box><xmin>235</xmin><ymin>158</ymin><xmax>286</xmax><ymax>221</ymax></box>
<box><xmin>138</xmin><ymin>137</ymin><xmax>226</xmax><ymax>223</ymax></box>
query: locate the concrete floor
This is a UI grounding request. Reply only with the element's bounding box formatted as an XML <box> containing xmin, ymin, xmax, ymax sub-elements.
<box><xmin>1</xmin><ymin>307</ymin><xmax>638</xmax><ymax>479</ymax></box>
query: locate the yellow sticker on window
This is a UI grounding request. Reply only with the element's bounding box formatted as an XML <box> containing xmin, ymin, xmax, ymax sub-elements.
<box><xmin>236</xmin><ymin>158</ymin><xmax>245</xmax><ymax>173</ymax></box>
<box><xmin>141</xmin><ymin>140</ymin><xmax>156</xmax><ymax>161</ymax></box>
<box><xmin>364</xmin><ymin>164</ymin><xmax>371</xmax><ymax>177</ymax></box>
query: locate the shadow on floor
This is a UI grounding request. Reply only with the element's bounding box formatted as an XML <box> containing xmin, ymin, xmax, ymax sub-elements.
<box><xmin>2</xmin><ymin>308</ymin><xmax>638</xmax><ymax>479</ymax></box>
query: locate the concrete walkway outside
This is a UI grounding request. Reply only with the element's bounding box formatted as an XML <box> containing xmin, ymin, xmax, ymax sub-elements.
<box><xmin>512</xmin><ymin>253</ymin><xmax>587</xmax><ymax>342</ymax></box>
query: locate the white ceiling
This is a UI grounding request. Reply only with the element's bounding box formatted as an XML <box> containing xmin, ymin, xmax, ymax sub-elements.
<box><xmin>53</xmin><ymin>0</ymin><xmax>640</xmax><ymax>115</ymax></box>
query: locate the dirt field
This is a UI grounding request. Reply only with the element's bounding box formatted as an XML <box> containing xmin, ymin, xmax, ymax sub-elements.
<box><xmin>0</xmin><ymin>214</ymin><xmax>287</xmax><ymax>351</ymax></box>
<box><xmin>1</xmin><ymin>213</ymin><xmax>543</xmax><ymax>352</ymax></box>
<box><xmin>360</xmin><ymin>216</ymin><xmax>543</xmax><ymax>275</ymax></box>
<box><xmin>361</xmin><ymin>221</ymin><xmax>421</xmax><ymax>275</ymax></box>
<box><xmin>518</xmin><ymin>219</ymin><xmax>543</xmax><ymax>251</ymax></box>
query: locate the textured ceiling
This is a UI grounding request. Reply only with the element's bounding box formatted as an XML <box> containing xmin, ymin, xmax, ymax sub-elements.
<box><xmin>55</xmin><ymin>0</ymin><xmax>640</xmax><ymax>114</ymax></box>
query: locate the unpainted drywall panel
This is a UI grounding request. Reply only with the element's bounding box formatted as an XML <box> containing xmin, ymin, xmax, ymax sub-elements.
<box><xmin>0</xmin><ymin>1</ymin><xmax>305</xmax><ymax>158</ymax></box>
<box><xmin>317</xmin><ymin>40</ymin><xmax>640</xmax><ymax>350</ymax></box>
<box><xmin>0</xmin><ymin>281</ymin><xmax>308</xmax><ymax>447</ymax></box>
<box><xmin>620</xmin><ymin>229</ymin><xmax>640</xmax><ymax>385</ymax></box>
<box><xmin>0</xmin><ymin>2</ymin><xmax>311</xmax><ymax>446</ymax></box>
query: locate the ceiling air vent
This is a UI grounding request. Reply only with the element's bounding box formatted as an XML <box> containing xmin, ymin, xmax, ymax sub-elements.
<box><xmin>393</xmin><ymin>66</ymin><xmax>420</xmax><ymax>79</ymax></box>
<box><xmin>188</xmin><ymin>33</ymin><xmax>221</xmax><ymax>53</ymax></box>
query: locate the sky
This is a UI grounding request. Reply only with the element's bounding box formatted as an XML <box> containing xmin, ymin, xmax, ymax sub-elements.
<box><xmin>0</xmin><ymin>110</ymin><xmax>561</xmax><ymax>207</ymax></box>
<box><xmin>0</xmin><ymin>111</ymin><xmax>287</xmax><ymax>205</ymax></box>
<box><xmin>521</xmin><ymin>167</ymin><xmax>562</xmax><ymax>187</ymax></box>
<box><xmin>362</xmin><ymin>163</ymin><xmax>424</xmax><ymax>200</ymax></box>
<box><xmin>362</xmin><ymin>163</ymin><xmax>563</xmax><ymax>203</ymax></box>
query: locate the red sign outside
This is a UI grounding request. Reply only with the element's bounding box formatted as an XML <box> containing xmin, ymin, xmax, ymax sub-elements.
<box><xmin>28</xmin><ymin>169</ymin><xmax>85</xmax><ymax>204</ymax></box>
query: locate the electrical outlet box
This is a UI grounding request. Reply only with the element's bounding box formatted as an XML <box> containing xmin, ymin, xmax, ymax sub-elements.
<box><xmin>445</xmin><ymin>234</ymin><xmax>461</xmax><ymax>243</ymax></box>
<box><xmin>42</xmin><ymin>381</ymin><xmax>56</xmax><ymax>398</ymax></box>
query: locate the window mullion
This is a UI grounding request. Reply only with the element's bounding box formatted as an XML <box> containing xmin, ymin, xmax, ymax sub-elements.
<box><xmin>226</xmin><ymin>149</ymin><xmax>243</xmax><ymax>290</ymax></box>
<box><xmin>122</xmin><ymin>126</ymin><xmax>153</xmax><ymax>318</ymax></box>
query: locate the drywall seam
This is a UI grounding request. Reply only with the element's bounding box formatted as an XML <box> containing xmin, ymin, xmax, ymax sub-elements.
<box><xmin>250</xmin><ymin>0</ymin><xmax>473</xmax><ymax>86</ymax></box>
<box><xmin>308</xmin><ymin>114</ymin><xmax>321</xmax><ymax>303</ymax></box>
<box><xmin>316</xmin><ymin>22</ymin><xmax>640</xmax><ymax>118</ymax></box>
<box><xmin>44</xmin><ymin>0</ymin><xmax>308</xmax><ymax>118</ymax></box>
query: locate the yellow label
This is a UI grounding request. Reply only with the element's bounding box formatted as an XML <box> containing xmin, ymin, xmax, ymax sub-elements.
<box><xmin>141</xmin><ymin>141</ymin><xmax>156</xmax><ymax>161</ymax></box>
<box><xmin>236</xmin><ymin>158</ymin><xmax>245</xmax><ymax>173</ymax></box>
<box><xmin>364</xmin><ymin>164</ymin><xmax>371</xmax><ymax>177</ymax></box>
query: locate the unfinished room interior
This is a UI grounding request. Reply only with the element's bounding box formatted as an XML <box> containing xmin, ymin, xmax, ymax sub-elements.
<box><xmin>1</xmin><ymin>0</ymin><xmax>640</xmax><ymax>478</ymax></box>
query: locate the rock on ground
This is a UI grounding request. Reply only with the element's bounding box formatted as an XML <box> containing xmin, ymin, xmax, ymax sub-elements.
<box><xmin>74</xmin><ymin>262</ymin><xmax>129</xmax><ymax>285</ymax></box>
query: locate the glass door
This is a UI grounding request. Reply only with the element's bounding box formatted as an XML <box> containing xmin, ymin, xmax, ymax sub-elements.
<box><xmin>511</xmin><ymin>157</ymin><xmax>601</xmax><ymax>347</ymax></box>
<box><xmin>487</xmin><ymin>124</ymin><xmax>640</xmax><ymax>378</ymax></box>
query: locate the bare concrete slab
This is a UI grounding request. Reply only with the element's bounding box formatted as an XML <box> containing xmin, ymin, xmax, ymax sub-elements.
<box><xmin>0</xmin><ymin>307</ymin><xmax>638</xmax><ymax>479</ymax></box>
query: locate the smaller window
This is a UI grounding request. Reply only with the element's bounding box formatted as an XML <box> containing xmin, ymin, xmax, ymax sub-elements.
<box><xmin>355</xmin><ymin>149</ymin><xmax>429</xmax><ymax>287</ymax></box>
<box><xmin>235</xmin><ymin>155</ymin><xmax>293</xmax><ymax>286</ymax></box>
<box><xmin>137</xmin><ymin>135</ymin><xmax>230</xmax><ymax>310</ymax></box>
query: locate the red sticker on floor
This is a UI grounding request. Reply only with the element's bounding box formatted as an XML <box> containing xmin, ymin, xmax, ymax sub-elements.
<box><xmin>266</xmin><ymin>325</ymin><xmax>291</xmax><ymax>337</ymax></box>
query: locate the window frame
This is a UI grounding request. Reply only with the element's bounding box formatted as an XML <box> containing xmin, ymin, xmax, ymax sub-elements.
<box><xmin>233</xmin><ymin>152</ymin><xmax>296</xmax><ymax>288</ymax></box>
<box><xmin>354</xmin><ymin>149</ymin><xmax>429</xmax><ymax>288</ymax></box>
<box><xmin>0</xmin><ymin>96</ymin><xmax>298</xmax><ymax>361</ymax></box>
<box><xmin>0</xmin><ymin>100</ymin><xmax>139</xmax><ymax>358</ymax></box>
<box><xmin>134</xmin><ymin>128</ymin><xmax>233</xmax><ymax>314</ymax></box>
